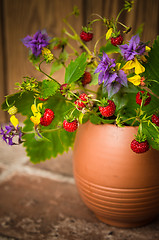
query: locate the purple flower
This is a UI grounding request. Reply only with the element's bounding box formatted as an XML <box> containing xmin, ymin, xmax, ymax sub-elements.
<box><xmin>22</xmin><ymin>30</ymin><xmax>51</xmax><ymax>57</ymax></box>
<box><xmin>119</xmin><ymin>35</ymin><xmax>146</xmax><ymax>61</ymax></box>
<box><xmin>94</xmin><ymin>53</ymin><xmax>127</xmax><ymax>97</ymax></box>
<box><xmin>0</xmin><ymin>124</ymin><xmax>23</xmax><ymax>146</ymax></box>
<box><xmin>106</xmin><ymin>70</ymin><xmax>128</xmax><ymax>97</ymax></box>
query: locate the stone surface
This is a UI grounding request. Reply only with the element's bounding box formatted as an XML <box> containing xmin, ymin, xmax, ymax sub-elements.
<box><xmin>27</xmin><ymin>149</ymin><xmax>73</xmax><ymax>177</ymax></box>
<box><xmin>1</xmin><ymin>139</ymin><xmax>159</xmax><ymax>239</ymax></box>
<box><xmin>0</xmin><ymin>174</ymin><xmax>159</xmax><ymax>240</ymax></box>
<box><xmin>0</xmin><ymin>140</ymin><xmax>28</xmax><ymax>166</ymax></box>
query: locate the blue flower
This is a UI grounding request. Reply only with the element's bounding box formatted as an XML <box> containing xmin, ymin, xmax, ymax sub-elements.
<box><xmin>22</xmin><ymin>30</ymin><xmax>50</xmax><ymax>57</ymax></box>
<box><xmin>0</xmin><ymin>124</ymin><xmax>23</xmax><ymax>146</ymax></box>
<box><xmin>119</xmin><ymin>35</ymin><xmax>145</xmax><ymax>61</ymax></box>
<box><xmin>95</xmin><ymin>53</ymin><xmax>127</xmax><ymax>97</ymax></box>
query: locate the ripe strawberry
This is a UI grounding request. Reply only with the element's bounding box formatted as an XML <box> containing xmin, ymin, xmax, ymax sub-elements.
<box><xmin>63</xmin><ymin>119</ymin><xmax>78</xmax><ymax>132</ymax></box>
<box><xmin>99</xmin><ymin>100</ymin><xmax>116</xmax><ymax>117</ymax></box>
<box><xmin>111</xmin><ymin>35</ymin><xmax>123</xmax><ymax>46</ymax></box>
<box><xmin>80</xmin><ymin>31</ymin><xmax>93</xmax><ymax>42</ymax></box>
<box><xmin>136</xmin><ymin>91</ymin><xmax>151</xmax><ymax>106</ymax></box>
<box><xmin>74</xmin><ymin>99</ymin><xmax>86</xmax><ymax>110</ymax></box>
<box><xmin>152</xmin><ymin>114</ymin><xmax>159</xmax><ymax>127</ymax></box>
<box><xmin>82</xmin><ymin>72</ymin><xmax>92</xmax><ymax>86</ymax></box>
<box><xmin>74</xmin><ymin>93</ymin><xmax>88</xmax><ymax>110</ymax></box>
<box><xmin>79</xmin><ymin>93</ymin><xmax>88</xmax><ymax>101</ymax></box>
<box><xmin>60</xmin><ymin>84</ymin><xmax>68</xmax><ymax>96</ymax></box>
<box><xmin>38</xmin><ymin>97</ymin><xmax>48</xmax><ymax>101</ymax></box>
<box><xmin>131</xmin><ymin>139</ymin><xmax>149</xmax><ymax>153</ymax></box>
<box><xmin>40</xmin><ymin>108</ymin><xmax>54</xmax><ymax>126</ymax></box>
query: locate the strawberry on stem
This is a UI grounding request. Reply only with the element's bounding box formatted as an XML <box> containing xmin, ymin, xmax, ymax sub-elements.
<box><xmin>82</xmin><ymin>71</ymin><xmax>92</xmax><ymax>86</ymax></box>
<box><xmin>111</xmin><ymin>35</ymin><xmax>123</xmax><ymax>46</ymax></box>
<box><xmin>74</xmin><ymin>93</ymin><xmax>88</xmax><ymax>110</ymax></box>
<box><xmin>152</xmin><ymin>114</ymin><xmax>159</xmax><ymax>127</ymax></box>
<box><xmin>130</xmin><ymin>132</ymin><xmax>149</xmax><ymax>153</ymax></box>
<box><xmin>98</xmin><ymin>99</ymin><xmax>116</xmax><ymax>117</ymax></box>
<box><xmin>80</xmin><ymin>26</ymin><xmax>93</xmax><ymax>42</ymax></box>
<box><xmin>136</xmin><ymin>91</ymin><xmax>151</xmax><ymax>106</ymax></box>
<box><xmin>40</xmin><ymin>108</ymin><xmax>54</xmax><ymax>126</ymax></box>
<box><xmin>131</xmin><ymin>139</ymin><xmax>149</xmax><ymax>153</ymax></box>
<box><xmin>63</xmin><ymin>119</ymin><xmax>78</xmax><ymax>132</ymax></box>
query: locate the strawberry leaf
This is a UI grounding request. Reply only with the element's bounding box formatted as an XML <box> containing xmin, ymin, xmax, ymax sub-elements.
<box><xmin>22</xmin><ymin>93</ymin><xmax>76</xmax><ymax>163</ymax></box>
<box><xmin>2</xmin><ymin>91</ymin><xmax>34</xmax><ymax>116</ymax></box>
<box><xmin>40</xmin><ymin>79</ymin><xmax>59</xmax><ymax>99</ymax></box>
<box><xmin>50</xmin><ymin>61</ymin><xmax>63</xmax><ymax>75</ymax></box>
<box><xmin>65</xmin><ymin>52</ymin><xmax>87</xmax><ymax>84</ymax></box>
<box><xmin>142</xmin><ymin>121</ymin><xmax>159</xmax><ymax>150</ymax></box>
<box><xmin>145</xmin><ymin>36</ymin><xmax>159</xmax><ymax>96</ymax></box>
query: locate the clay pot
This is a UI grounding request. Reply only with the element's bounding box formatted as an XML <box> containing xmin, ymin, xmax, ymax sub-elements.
<box><xmin>73</xmin><ymin>121</ymin><xmax>159</xmax><ymax>228</ymax></box>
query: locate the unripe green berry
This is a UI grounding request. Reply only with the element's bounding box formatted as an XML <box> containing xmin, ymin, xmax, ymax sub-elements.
<box><xmin>8</xmin><ymin>106</ymin><xmax>18</xmax><ymax>115</ymax></box>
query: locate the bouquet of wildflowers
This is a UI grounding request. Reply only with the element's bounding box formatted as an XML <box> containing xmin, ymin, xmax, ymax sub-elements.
<box><xmin>1</xmin><ymin>1</ymin><xmax>159</xmax><ymax>162</ymax></box>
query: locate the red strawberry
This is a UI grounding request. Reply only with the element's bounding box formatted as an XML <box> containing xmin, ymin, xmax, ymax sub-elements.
<box><xmin>99</xmin><ymin>100</ymin><xmax>116</xmax><ymax>117</ymax></box>
<box><xmin>152</xmin><ymin>114</ymin><xmax>159</xmax><ymax>127</ymax></box>
<box><xmin>63</xmin><ymin>119</ymin><xmax>78</xmax><ymax>132</ymax></box>
<box><xmin>111</xmin><ymin>35</ymin><xmax>123</xmax><ymax>46</ymax></box>
<box><xmin>60</xmin><ymin>84</ymin><xmax>68</xmax><ymax>96</ymax></box>
<box><xmin>40</xmin><ymin>109</ymin><xmax>54</xmax><ymax>126</ymax></box>
<box><xmin>131</xmin><ymin>139</ymin><xmax>149</xmax><ymax>153</ymax></box>
<box><xmin>79</xmin><ymin>93</ymin><xmax>88</xmax><ymax>101</ymax></box>
<box><xmin>74</xmin><ymin>93</ymin><xmax>88</xmax><ymax>110</ymax></box>
<box><xmin>82</xmin><ymin>72</ymin><xmax>92</xmax><ymax>86</ymax></box>
<box><xmin>136</xmin><ymin>91</ymin><xmax>151</xmax><ymax>106</ymax></box>
<box><xmin>80</xmin><ymin>31</ymin><xmax>93</xmax><ymax>42</ymax></box>
<box><xmin>38</xmin><ymin>97</ymin><xmax>48</xmax><ymax>101</ymax></box>
<box><xmin>74</xmin><ymin>99</ymin><xmax>86</xmax><ymax>110</ymax></box>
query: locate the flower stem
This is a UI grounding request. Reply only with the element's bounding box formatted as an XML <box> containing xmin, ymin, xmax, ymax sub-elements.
<box><xmin>39</xmin><ymin>60</ymin><xmax>61</xmax><ymax>86</ymax></box>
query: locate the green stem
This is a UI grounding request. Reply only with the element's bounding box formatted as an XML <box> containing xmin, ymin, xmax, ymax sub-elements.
<box><xmin>94</xmin><ymin>34</ymin><xmax>106</xmax><ymax>55</ymax></box>
<box><xmin>64</xmin><ymin>19</ymin><xmax>92</xmax><ymax>55</ymax></box>
<box><xmin>118</xmin><ymin>21</ymin><xmax>129</xmax><ymax>29</ymax></box>
<box><xmin>67</xmin><ymin>42</ymin><xmax>79</xmax><ymax>56</ymax></box>
<box><xmin>39</xmin><ymin>60</ymin><xmax>61</xmax><ymax>86</ymax></box>
<box><xmin>74</xmin><ymin>85</ymin><xmax>97</xmax><ymax>95</ymax></box>
<box><xmin>115</xmin><ymin>8</ymin><xmax>124</xmax><ymax>25</ymax></box>
<box><xmin>121</xmin><ymin>116</ymin><xmax>136</xmax><ymax>124</ymax></box>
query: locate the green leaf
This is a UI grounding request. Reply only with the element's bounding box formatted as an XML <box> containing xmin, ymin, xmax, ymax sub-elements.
<box><xmin>99</xmin><ymin>40</ymin><xmax>120</xmax><ymax>55</ymax></box>
<box><xmin>143</xmin><ymin>121</ymin><xmax>159</xmax><ymax>150</ymax></box>
<box><xmin>89</xmin><ymin>72</ymin><xmax>99</xmax><ymax>86</ymax></box>
<box><xmin>40</xmin><ymin>79</ymin><xmax>59</xmax><ymax>99</ymax></box>
<box><xmin>22</xmin><ymin>93</ymin><xmax>76</xmax><ymax>163</ymax></box>
<box><xmin>65</xmin><ymin>52</ymin><xmax>87</xmax><ymax>84</ymax></box>
<box><xmin>50</xmin><ymin>61</ymin><xmax>63</xmax><ymax>75</ymax></box>
<box><xmin>89</xmin><ymin>113</ymin><xmax>115</xmax><ymax>125</ymax></box>
<box><xmin>2</xmin><ymin>91</ymin><xmax>34</xmax><ymax>116</ymax></box>
<box><xmin>145</xmin><ymin>36</ymin><xmax>159</xmax><ymax>96</ymax></box>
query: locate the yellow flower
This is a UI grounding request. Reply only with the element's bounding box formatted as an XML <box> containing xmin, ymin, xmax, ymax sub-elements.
<box><xmin>106</xmin><ymin>28</ymin><xmax>113</xmax><ymax>40</ymax></box>
<box><xmin>145</xmin><ymin>46</ymin><xmax>151</xmax><ymax>52</ymax></box>
<box><xmin>30</xmin><ymin>103</ymin><xmax>43</xmax><ymax>126</ymax></box>
<box><xmin>127</xmin><ymin>74</ymin><xmax>141</xmax><ymax>86</ymax></box>
<box><xmin>122</xmin><ymin>57</ymin><xmax>145</xmax><ymax>75</ymax></box>
<box><xmin>42</xmin><ymin>47</ymin><xmax>54</xmax><ymax>63</ymax></box>
<box><xmin>10</xmin><ymin>115</ymin><xmax>19</xmax><ymax>127</ymax></box>
<box><xmin>116</xmin><ymin>63</ymin><xmax>121</xmax><ymax>71</ymax></box>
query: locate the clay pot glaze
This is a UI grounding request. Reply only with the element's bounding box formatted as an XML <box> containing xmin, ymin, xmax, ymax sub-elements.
<box><xmin>73</xmin><ymin>121</ymin><xmax>159</xmax><ymax>228</ymax></box>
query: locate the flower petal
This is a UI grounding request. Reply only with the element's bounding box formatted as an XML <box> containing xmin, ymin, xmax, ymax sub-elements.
<box><xmin>134</xmin><ymin>58</ymin><xmax>145</xmax><ymax>74</ymax></box>
<box><xmin>128</xmin><ymin>74</ymin><xmax>141</xmax><ymax>86</ymax></box>
<box><xmin>10</xmin><ymin>115</ymin><xmax>19</xmax><ymax>128</ymax></box>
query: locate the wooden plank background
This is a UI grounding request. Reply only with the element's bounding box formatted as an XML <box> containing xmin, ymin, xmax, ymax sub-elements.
<box><xmin>0</xmin><ymin>0</ymin><xmax>159</xmax><ymax>123</ymax></box>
